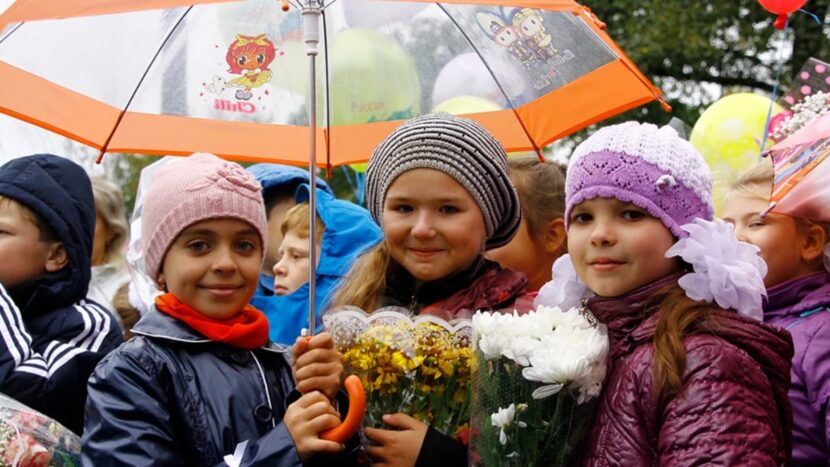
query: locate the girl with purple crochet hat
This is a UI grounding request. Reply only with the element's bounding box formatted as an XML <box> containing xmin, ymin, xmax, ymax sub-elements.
<box><xmin>535</xmin><ymin>122</ymin><xmax>793</xmax><ymax>465</ymax></box>
<box><xmin>723</xmin><ymin>162</ymin><xmax>830</xmax><ymax>465</ymax></box>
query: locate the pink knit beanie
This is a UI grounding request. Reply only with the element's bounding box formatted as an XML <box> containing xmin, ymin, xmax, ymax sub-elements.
<box><xmin>142</xmin><ymin>153</ymin><xmax>268</xmax><ymax>280</ymax></box>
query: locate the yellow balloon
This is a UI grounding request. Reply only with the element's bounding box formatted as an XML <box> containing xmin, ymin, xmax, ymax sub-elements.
<box><xmin>690</xmin><ymin>93</ymin><xmax>784</xmax><ymax>213</ymax></box>
<box><xmin>432</xmin><ymin>95</ymin><xmax>502</xmax><ymax>114</ymax></box>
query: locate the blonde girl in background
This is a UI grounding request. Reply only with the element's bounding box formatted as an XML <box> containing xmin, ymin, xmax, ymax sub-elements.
<box><xmin>722</xmin><ymin>162</ymin><xmax>830</xmax><ymax>465</ymax></box>
<box><xmin>88</xmin><ymin>176</ymin><xmax>131</xmax><ymax>330</ymax></box>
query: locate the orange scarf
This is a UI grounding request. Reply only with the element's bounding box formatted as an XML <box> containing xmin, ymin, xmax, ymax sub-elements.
<box><xmin>154</xmin><ymin>293</ymin><xmax>269</xmax><ymax>349</ymax></box>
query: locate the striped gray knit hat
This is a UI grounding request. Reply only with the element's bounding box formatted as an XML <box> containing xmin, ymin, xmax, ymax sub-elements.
<box><xmin>365</xmin><ymin>112</ymin><xmax>521</xmax><ymax>249</ymax></box>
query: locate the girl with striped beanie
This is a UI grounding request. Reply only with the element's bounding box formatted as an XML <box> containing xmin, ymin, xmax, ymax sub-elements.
<box><xmin>331</xmin><ymin>112</ymin><xmax>529</xmax><ymax>467</ymax></box>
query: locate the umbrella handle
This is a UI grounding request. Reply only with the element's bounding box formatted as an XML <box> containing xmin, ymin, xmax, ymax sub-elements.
<box><xmin>320</xmin><ymin>375</ymin><xmax>367</xmax><ymax>443</ymax></box>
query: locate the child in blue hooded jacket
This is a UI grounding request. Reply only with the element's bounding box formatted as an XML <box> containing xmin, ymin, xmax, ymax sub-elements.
<box><xmin>251</xmin><ymin>185</ymin><xmax>381</xmax><ymax>344</ymax></box>
<box><xmin>246</xmin><ymin>164</ymin><xmax>332</xmax><ymax>297</ymax></box>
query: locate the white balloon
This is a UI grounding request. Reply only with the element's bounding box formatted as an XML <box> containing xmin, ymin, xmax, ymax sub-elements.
<box><xmin>431</xmin><ymin>52</ymin><xmax>524</xmax><ymax>108</ymax></box>
<box><xmin>342</xmin><ymin>0</ymin><xmax>429</xmax><ymax>29</ymax></box>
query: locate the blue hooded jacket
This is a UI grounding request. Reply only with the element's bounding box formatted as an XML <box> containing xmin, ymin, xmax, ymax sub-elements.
<box><xmin>0</xmin><ymin>154</ymin><xmax>123</xmax><ymax>434</ymax></box>
<box><xmin>246</xmin><ymin>163</ymin><xmax>333</xmax><ymax>297</ymax></box>
<box><xmin>251</xmin><ymin>184</ymin><xmax>381</xmax><ymax>344</ymax></box>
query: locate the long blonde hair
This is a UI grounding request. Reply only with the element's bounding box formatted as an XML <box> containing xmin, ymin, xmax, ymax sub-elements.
<box><xmin>330</xmin><ymin>242</ymin><xmax>391</xmax><ymax>311</ymax></box>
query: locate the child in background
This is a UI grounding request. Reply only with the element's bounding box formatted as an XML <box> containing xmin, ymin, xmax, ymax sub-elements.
<box><xmin>272</xmin><ymin>202</ymin><xmax>323</xmax><ymax>297</ymax></box>
<box><xmin>252</xmin><ymin>185</ymin><xmax>381</xmax><ymax>345</ymax></box>
<box><xmin>83</xmin><ymin>153</ymin><xmax>356</xmax><ymax>466</ymax></box>
<box><xmin>247</xmin><ymin>164</ymin><xmax>332</xmax><ymax>297</ymax></box>
<box><xmin>536</xmin><ymin>122</ymin><xmax>793</xmax><ymax>465</ymax></box>
<box><xmin>88</xmin><ymin>176</ymin><xmax>131</xmax><ymax>331</ymax></box>
<box><xmin>722</xmin><ymin>162</ymin><xmax>830</xmax><ymax>465</ymax></box>
<box><xmin>0</xmin><ymin>154</ymin><xmax>123</xmax><ymax>434</ymax></box>
<box><xmin>486</xmin><ymin>155</ymin><xmax>567</xmax><ymax>291</ymax></box>
<box><xmin>331</xmin><ymin>113</ymin><xmax>528</xmax><ymax>466</ymax></box>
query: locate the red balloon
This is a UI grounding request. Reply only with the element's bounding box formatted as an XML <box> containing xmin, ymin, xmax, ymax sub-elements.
<box><xmin>757</xmin><ymin>0</ymin><xmax>808</xmax><ymax>15</ymax></box>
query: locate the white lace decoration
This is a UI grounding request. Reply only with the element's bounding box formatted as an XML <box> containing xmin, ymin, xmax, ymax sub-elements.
<box><xmin>665</xmin><ymin>218</ymin><xmax>767</xmax><ymax>320</ymax></box>
<box><xmin>533</xmin><ymin>254</ymin><xmax>594</xmax><ymax>311</ymax></box>
<box><xmin>824</xmin><ymin>242</ymin><xmax>830</xmax><ymax>274</ymax></box>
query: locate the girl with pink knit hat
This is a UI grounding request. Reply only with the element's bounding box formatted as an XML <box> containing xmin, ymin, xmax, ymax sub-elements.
<box><xmin>534</xmin><ymin>122</ymin><xmax>793</xmax><ymax>465</ymax></box>
<box><xmin>82</xmin><ymin>153</ymin><xmax>359</xmax><ymax>466</ymax></box>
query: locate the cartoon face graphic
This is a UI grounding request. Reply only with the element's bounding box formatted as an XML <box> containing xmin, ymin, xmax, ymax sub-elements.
<box><xmin>495</xmin><ymin>26</ymin><xmax>518</xmax><ymax>47</ymax></box>
<box><xmin>519</xmin><ymin>15</ymin><xmax>543</xmax><ymax>37</ymax></box>
<box><xmin>235</xmin><ymin>50</ymin><xmax>269</xmax><ymax>70</ymax></box>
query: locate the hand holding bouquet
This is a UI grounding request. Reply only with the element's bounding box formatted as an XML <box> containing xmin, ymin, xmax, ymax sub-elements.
<box><xmin>323</xmin><ymin>307</ymin><xmax>473</xmax><ymax>437</ymax></box>
<box><xmin>470</xmin><ymin>305</ymin><xmax>609</xmax><ymax>466</ymax></box>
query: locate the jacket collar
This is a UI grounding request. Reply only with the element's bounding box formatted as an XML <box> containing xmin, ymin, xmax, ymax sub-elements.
<box><xmin>764</xmin><ymin>271</ymin><xmax>830</xmax><ymax>320</ymax></box>
<box><xmin>587</xmin><ymin>274</ymin><xmax>682</xmax><ymax>359</ymax></box>
<box><xmin>132</xmin><ymin>309</ymin><xmax>289</xmax><ymax>353</ymax></box>
<box><xmin>384</xmin><ymin>257</ymin><xmax>489</xmax><ymax>310</ymax></box>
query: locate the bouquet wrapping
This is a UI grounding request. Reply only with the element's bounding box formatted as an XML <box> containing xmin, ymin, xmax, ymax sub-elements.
<box><xmin>323</xmin><ymin>307</ymin><xmax>473</xmax><ymax>437</ymax></box>
<box><xmin>0</xmin><ymin>393</ymin><xmax>81</xmax><ymax>467</ymax></box>
<box><xmin>470</xmin><ymin>305</ymin><xmax>609</xmax><ymax>466</ymax></box>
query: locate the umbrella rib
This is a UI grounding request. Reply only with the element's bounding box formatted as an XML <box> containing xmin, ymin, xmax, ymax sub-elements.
<box><xmin>435</xmin><ymin>3</ymin><xmax>542</xmax><ymax>158</ymax></box>
<box><xmin>0</xmin><ymin>22</ymin><xmax>24</xmax><ymax>45</ymax></box>
<box><xmin>97</xmin><ymin>6</ymin><xmax>194</xmax><ymax>162</ymax></box>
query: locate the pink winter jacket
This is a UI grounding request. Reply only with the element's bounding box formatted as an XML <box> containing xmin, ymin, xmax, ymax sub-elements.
<box><xmin>581</xmin><ymin>276</ymin><xmax>794</xmax><ymax>467</ymax></box>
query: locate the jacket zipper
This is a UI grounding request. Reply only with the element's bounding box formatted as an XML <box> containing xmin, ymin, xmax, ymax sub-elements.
<box><xmin>249</xmin><ymin>351</ymin><xmax>276</xmax><ymax>429</ymax></box>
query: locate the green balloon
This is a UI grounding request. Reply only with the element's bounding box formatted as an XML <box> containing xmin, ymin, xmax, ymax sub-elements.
<box><xmin>325</xmin><ymin>29</ymin><xmax>421</xmax><ymax>126</ymax></box>
<box><xmin>433</xmin><ymin>95</ymin><xmax>502</xmax><ymax>114</ymax></box>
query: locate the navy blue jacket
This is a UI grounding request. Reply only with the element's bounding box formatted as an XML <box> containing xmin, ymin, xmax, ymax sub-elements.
<box><xmin>247</xmin><ymin>164</ymin><xmax>333</xmax><ymax>297</ymax></box>
<box><xmin>83</xmin><ymin>310</ymin><xmax>358</xmax><ymax>466</ymax></box>
<box><xmin>251</xmin><ymin>185</ymin><xmax>382</xmax><ymax>344</ymax></box>
<box><xmin>0</xmin><ymin>155</ymin><xmax>123</xmax><ymax>434</ymax></box>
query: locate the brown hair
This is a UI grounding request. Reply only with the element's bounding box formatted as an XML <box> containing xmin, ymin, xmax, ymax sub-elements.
<box><xmin>280</xmin><ymin>203</ymin><xmax>325</xmax><ymax>244</ymax></box>
<box><xmin>649</xmin><ymin>283</ymin><xmax>718</xmax><ymax>397</ymax></box>
<box><xmin>0</xmin><ymin>195</ymin><xmax>58</xmax><ymax>242</ymax></box>
<box><xmin>111</xmin><ymin>282</ymin><xmax>140</xmax><ymax>340</ymax></box>
<box><xmin>508</xmin><ymin>156</ymin><xmax>566</xmax><ymax>239</ymax></box>
<box><xmin>329</xmin><ymin>242</ymin><xmax>390</xmax><ymax>312</ymax></box>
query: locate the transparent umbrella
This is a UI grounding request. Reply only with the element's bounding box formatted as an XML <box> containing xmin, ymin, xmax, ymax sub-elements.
<box><xmin>0</xmin><ymin>0</ymin><xmax>666</xmax><ymax>442</ymax></box>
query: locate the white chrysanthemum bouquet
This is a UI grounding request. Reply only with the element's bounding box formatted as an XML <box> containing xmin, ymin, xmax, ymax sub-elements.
<box><xmin>470</xmin><ymin>305</ymin><xmax>609</xmax><ymax>466</ymax></box>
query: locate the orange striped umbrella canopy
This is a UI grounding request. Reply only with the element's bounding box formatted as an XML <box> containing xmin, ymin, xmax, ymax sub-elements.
<box><xmin>0</xmin><ymin>0</ymin><xmax>666</xmax><ymax>167</ymax></box>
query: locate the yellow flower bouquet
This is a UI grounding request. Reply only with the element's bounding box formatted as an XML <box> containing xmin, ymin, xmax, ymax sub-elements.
<box><xmin>323</xmin><ymin>307</ymin><xmax>474</xmax><ymax>437</ymax></box>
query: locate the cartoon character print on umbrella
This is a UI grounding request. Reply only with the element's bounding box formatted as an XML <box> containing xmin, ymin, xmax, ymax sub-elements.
<box><xmin>476</xmin><ymin>8</ymin><xmax>575</xmax><ymax>91</ymax></box>
<box><xmin>224</xmin><ymin>34</ymin><xmax>277</xmax><ymax>101</ymax></box>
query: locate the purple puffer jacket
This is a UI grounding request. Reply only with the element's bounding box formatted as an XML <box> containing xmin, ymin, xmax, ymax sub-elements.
<box><xmin>765</xmin><ymin>271</ymin><xmax>830</xmax><ymax>466</ymax></box>
<box><xmin>582</xmin><ymin>275</ymin><xmax>794</xmax><ymax>467</ymax></box>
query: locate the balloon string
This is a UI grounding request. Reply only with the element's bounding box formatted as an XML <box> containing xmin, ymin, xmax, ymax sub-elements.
<box><xmin>761</xmin><ymin>15</ymin><xmax>790</xmax><ymax>154</ymax></box>
<box><xmin>798</xmin><ymin>8</ymin><xmax>823</xmax><ymax>24</ymax></box>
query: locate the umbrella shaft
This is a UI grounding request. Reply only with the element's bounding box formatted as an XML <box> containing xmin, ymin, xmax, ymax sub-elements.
<box><xmin>303</xmin><ymin>7</ymin><xmax>321</xmax><ymax>337</ymax></box>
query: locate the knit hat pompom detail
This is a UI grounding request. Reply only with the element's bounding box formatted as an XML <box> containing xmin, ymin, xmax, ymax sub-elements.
<box><xmin>565</xmin><ymin>121</ymin><xmax>714</xmax><ymax>238</ymax></box>
<box><xmin>142</xmin><ymin>153</ymin><xmax>267</xmax><ymax>280</ymax></box>
<box><xmin>365</xmin><ymin>112</ymin><xmax>521</xmax><ymax>249</ymax></box>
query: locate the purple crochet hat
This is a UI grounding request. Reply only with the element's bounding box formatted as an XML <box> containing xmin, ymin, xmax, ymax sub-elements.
<box><xmin>565</xmin><ymin>121</ymin><xmax>714</xmax><ymax>238</ymax></box>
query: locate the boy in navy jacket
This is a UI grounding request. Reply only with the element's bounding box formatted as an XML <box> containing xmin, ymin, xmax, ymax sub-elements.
<box><xmin>0</xmin><ymin>154</ymin><xmax>123</xmax><ymax>434</ymax></box>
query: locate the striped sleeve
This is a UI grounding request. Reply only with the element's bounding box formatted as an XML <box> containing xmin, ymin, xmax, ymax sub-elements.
<box><xmin>0</xmin><ymin>286</ymin><xmax>115</xmax><ymax>380</ymax></box>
